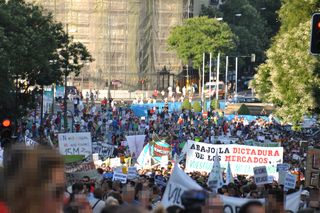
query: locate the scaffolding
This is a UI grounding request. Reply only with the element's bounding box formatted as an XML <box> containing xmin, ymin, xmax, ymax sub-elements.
<box><xmin>27</xmin><ymin>0</ymin><xmax>187</xmax><ymax>91</ymax></box>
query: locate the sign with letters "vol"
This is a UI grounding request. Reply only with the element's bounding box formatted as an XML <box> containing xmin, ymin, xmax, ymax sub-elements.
<box><xmin>58</xmin><ymin>132</ymin><xmax>92</xmax><ymax>156</ymax></box>
<box><xmin>253</xmin><ymin>166</ymin><xmax>268</xmax><ymax>185</ymax></box>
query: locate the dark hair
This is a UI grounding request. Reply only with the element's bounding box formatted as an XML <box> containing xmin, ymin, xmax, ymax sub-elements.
<box><xmin>166</xmin><ymin>205</ymin><xmax>184</xmax><ymax>213</ymax></box>
<box><xmin>238</xmin><ymin>201</ymin><xmax>263</xmax><ymax>213</ymax></box>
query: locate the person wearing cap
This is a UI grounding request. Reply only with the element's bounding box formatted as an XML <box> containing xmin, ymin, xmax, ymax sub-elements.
<box><xmin>299</xmin><ymin>190</ymin><xmax>310</xmax><ymax>209</ymax></box>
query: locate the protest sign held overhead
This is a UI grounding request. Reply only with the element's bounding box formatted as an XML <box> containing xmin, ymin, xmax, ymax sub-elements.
<box><xmin>126</xmin><ymin>135</ymin><xmax>146</xmax><ymax>157</ymax></box>
<box><xmin>25</xmin><ymin>136</ymin><xmax>38</xmax><ymax>147</ymax></box>
<box><xmin>253</xmin><ymin>166</ymin><xmax>268</xmax><ymax>185</ymax></box>
<box><xmin>113</xmin><ymin>172</ymin><xmax>127</xmax><ymax>184</ymax></box>
<box><xmin>92</xmin><ymin>142</ymin><xmax>114</xmax><ymax>160</ymax></box>
<box><xmin>207</xmin><ymin>151</ymin><xmax>224</xmax><ymax>192</ymax></box>
<box><xmin>161</xmin><ymin>164</ymin><xmax>202</xmax><ymax>208</ymax></box>
<box><xmin>127</xmin><ymin>166</ymin><xmax>138</xmax><ymax>180</ymax></box>
<box><xmin>58</xmin><ymin>132</ymin><xmax>92</xmax><ymax>156</ymax></box>
<box><xmin>284</xmin><ymin>173</ymin><xmax>297</xmax><ymax>191</ymax></box>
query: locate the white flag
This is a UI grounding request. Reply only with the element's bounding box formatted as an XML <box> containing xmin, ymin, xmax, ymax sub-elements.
<box><xmin>226</xmin><ymin>161</ymin><xmax>234</xmax><ymax>185</ymax></box>
<box><xmin>207</xmin><ymin>151</ymin><xmax>223</xmax><ymax>191</ymax></box>
<box><xmin>161</xmin><ymin>164</ymin><xmax>202</xmax><ymax>208</ymax></box>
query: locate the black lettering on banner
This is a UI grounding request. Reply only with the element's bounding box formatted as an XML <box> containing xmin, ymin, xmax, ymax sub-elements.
<box><xmin>224</xmin><ymin>205</ymin><xmax>233</xmax><ymax>213</ymax></box>
<box><xmin>167</xmin><ymin>184</ymin><xmax>182</xmax><ymax>205</ymax></box>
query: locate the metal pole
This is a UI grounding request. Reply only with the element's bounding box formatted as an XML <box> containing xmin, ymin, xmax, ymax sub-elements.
<box><xmin>224</xmin><ymin>56</ymin><xmax>228</xmax><ymax>103</ymax></box>
<box><xmin>64</xmin><ymin>24</ymin><xmax>69</xmax><ymax>132</ymax></box>
<box><xmin>51</xmin><ymin>84</ymin><xmax>55</xmax><ymax>116</ymax></box>
<box><xmin>40</xmin><ymin>86</ymin><xmax>44</xmax><ymax>125</ymax></box>
<box><xmin>107</xmin><ymin>0</ymin><xmax>111</xmax><ymax>100</ymax></box>
<box><xmin>202</xmin><ymin>53</ymin><xmax>205</xmax><ymax>111</ymax></box>
<box><xmin>235</xmin><ymin>57</ymin><xmax>238</xmax><ymax>97</ymax></box>
<box><xmin>216</xmin><ymin>52</ymin><xmax>220</xmax><ymax>101</ymax></box>
<box><xmin>209</xmin><ymin>52</ymin><xmax>212</xmax><ymax>101</ymax></box>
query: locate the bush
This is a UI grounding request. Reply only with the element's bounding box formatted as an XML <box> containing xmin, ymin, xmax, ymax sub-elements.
<box><xmin>210</xmin><ymin>100</ymin><xmax>220</xmax><ymax>110</ymax></box>
<box><xmin>237</xmin><ymin>104</ymin><xmax>250</xmax><ymax>115</ymax></box>
<box><xmin>181</xmin><ymin>99</ymin><xmax>192</xmax><ymax>110</ymax></box>
<box><xmin>192</xmin><ymin>101</ymin><xmax>202</xmax><ymax>112</ymax></box>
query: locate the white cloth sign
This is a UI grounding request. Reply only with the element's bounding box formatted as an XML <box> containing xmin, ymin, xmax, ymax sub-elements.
<box><xmin>185</xmin><ymin>140</ymin><xmax>283</xmax><ymax>176</ymax></box>
<box><xmin>221</xmin><ymin>190</ymin><xmax>301</xmax><ymax>213</ymax></box>
<box><xmin>126</xmin><ymin>135</ymin><xmax>146</xmax><ymax>158</ymax></box>
<box><xmin>112</xmin><ymin>172</ymin><xmax>127</xmax><ymax>184</ymax></box>
<box><xmin>284</xmin><ymin>173</ymin><xmax>296</xmax><ymax>191</ymax></box>
<box><xmin>58</xmin><ymin>132</ymin><xmax>92</xmax><ymax>156</ymax></box>
<box><xmin>221</xmin><ymin>195</ymin><xmax>265</xmax><ymax>213</ymax></box>
<box><xmin>253</xmin><ymin>166</ymin><xmax>268</xmax><ymax>185</ymax></box>
<box><xmin>161</xmin><ymin>156</ymin><xmax>169</xmax><ymax>168</ymax></box>
<box><xmin>161</xmin><ymin>164</ymin><xmax>202</xmax><ymax>208</ymax></box>
<box><xmin>25</xmin><ymin>136</ymin><xmax>38</xmax><ymax>147</ymax></box>
<box><xmin>127</xmin><ymin>167</ymin><xmax>138</xmax><ymax>180</ymax></box>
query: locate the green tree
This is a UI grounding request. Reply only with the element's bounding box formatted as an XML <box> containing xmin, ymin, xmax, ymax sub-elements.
<box><xmin>167</xmin><ymin>16</ymin><xmax>236</xmax><ymax>94</ymax></box>
<box><xmin>210</xmin><ymin>100</ymin><xmax>220</xmax><ymax>110</ymax></box>
<box><xmin>0</xmin><ymin>0</ymin><xmax>93</xmax><ymax>122</ymax></box>
<box><xmin>192</xmin><ymin>101</ymin><xmax>202</xmax><ymax>112</ymax></box>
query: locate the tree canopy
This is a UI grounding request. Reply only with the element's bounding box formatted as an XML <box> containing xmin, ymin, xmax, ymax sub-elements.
<box><xmin>0</xmin><ymin>0</ymin><xmax>93</xmax><ymax>120</ymax></box>
<box><xmin>252</xmin><ymin>0</ymin><xmax>320</xmax><ymax>124</ymax></box>
<box><xmin>167</xmin><ymin>16</ymin><xmax>236</xmax><ymax>69</ymax></box>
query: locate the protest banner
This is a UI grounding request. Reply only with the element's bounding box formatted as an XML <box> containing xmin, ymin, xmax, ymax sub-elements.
<box><xmin>126</xmin><ymin>135</ymin><xmax>146</xmax><ymax>158</ymax></box>
<box><xmin>185</xmin><ymin>140</ymin><xmax>283</xmax><ymax>176</ymax></box>
<box><xmin>58</xmin><ymin>132</ymin><xmax>92</xmax><ymax>156</ymax></box>
<box><xmin>160</xmin><ymin>155</ymin><xmax>169</xmax><ymax>168</ymax></box>
<box><xmin>226</xmin><ymin>162</ymin><xmax>234</xmax><ymax>184</ymax></box>
<box><xmin>113</xmin><ymin>172</ymin><xmax>127</xmax><ymax>184</ymax></box>
<box><xmin>127</xmin><ymin>166</ymin><xmax>138</xmax><ymax>180</ymax></box>
<box><xmin>153</xmin><ymin>141</ymin><xmax>171</xmax><ymax>157</ymax></box>
<box><xmin>244</xmin><ymin>139</ymin><xmax>280</xmax><ymax>147</ymax></box>
<box><xmin>92</xmin><ymin>142</ymin><xmax>114</xmax><ymax>160</ymax></box>
<box><xmin>65</xmin><ymin>161</ymin><xmax>96</xmax><ymax>173</ymax></box>
<box><xmin>284</xmin><ymin>173</ymin><xmax>297</xmax><ymax>191</ymax></box>
<box><xmin>25</xmin><ymin>136</ymin><xmax>38</xmax><ymax>147</ymax></box>
<box><xmin>66</xmin><ymin>169</ymin><xmax>99</xmax><ymax>184</ymax></box>
<box><xmin>277</xmin><ymin>163</ymin><xmax>290</xmax><ymax>172</ymax></box>
<box><xmin>220</xmin><ymin>189</ymin><xmax>301</xmax><ymax>213</ymax></box>
<box><xmin>253</xmin><ymin>166</ymin><xmax>268</xmax><ymax>185</ymax></box>
<box><xmin>161</xmin><ymin>164</ymin><xmax>202</xmax><ymax>208</ymax></box>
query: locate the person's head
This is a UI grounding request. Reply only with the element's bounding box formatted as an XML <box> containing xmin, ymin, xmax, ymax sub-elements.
<box><xmin>105</xmin><ymin>196</ymin><xmax>119</xmax><ymax>206</ymax></box>
<box><xmin>93</xmin><ymin>188</ymin><xmax>103</xmax><ymax>199</ymax></box>
<box><xmin>239</xmin><ymin>201</ymin><xmax>264</xmax><ymax>213</ymax></box>
<box><xmin>4</xmin><ymin>144</ymin><xmax>64</xmax><ymax>213</ymax></box>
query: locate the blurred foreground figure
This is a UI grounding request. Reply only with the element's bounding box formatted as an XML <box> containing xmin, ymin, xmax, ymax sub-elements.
<box><xmin>4</xmin><ymin>144</ymin><xmax>65</xmax><ymax>213</ymax></box>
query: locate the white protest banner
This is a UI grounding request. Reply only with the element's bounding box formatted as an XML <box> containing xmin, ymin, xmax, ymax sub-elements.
<box><xmin>58</xmin><ymin>132</ymin><xmax>92</xmax><ymax>156</ymax></box>
<box><xmin>161</xmin><ymin>164</ymin><xmax>202</xmax><ymax>208</ymax></box>
<box><xmin>112</xmin><ymin>172</ymin><xmax>127</xmax><ymax>184</ymax></box>
<box><xmin>127</xmin><ymin>167</ymin><xmax>138</xmax><ymax>180</ymax></box>
<box><xmin>126</xmin><ymin>135</ymin><xmax>146</xmax><ymax>158</ymax></box>
<box><xmin>137</xmin><ymin>144</ymin><xmax>152</xmax><ymax>168</ymax></box>
<box><xmin>220</xmin><ymin>195</ymin><xmax>265</xmax><ymax>213</ymax></box>
<box><xmin>185</xmin><ymin>140</ymin><xmax>283</xmax><ymax>176</ymax></box>
<box><xmin>277</xmin><ymin>163</ymin><xmax>290</xmax><ymax>172</ymax></box>
<box><xmin>92</xmin><ymin>142</ymin><xmax>114</xmax><ymax>159</ymax></box>
<box><xmin>25</xmin><ymin>136</ymin><xmax>38</xmax><ymax>147</ymax></box>
<box><xmin>66</xmin><ymin>169</ymin><xmax>99</xmax><ymax>184</ymax></box>
<box><xmin>286</xmin><ymin>189</ymin><xmax>302</xmax><ymax>213</ymax></box>
<box><xmin>253</xmin><ymin>166</ymin><xmax>268</xmax><ymax>185</ymax></box>
<box><xmin>284</xmin><ymin>173</ymin><xmax>296</xmax><ymax>191</ymax></box>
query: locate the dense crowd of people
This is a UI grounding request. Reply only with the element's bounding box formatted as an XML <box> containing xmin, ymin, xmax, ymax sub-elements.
<box><xmin>1</xmin><ymin>93</ymin><xmax>320</xmax><ymax>213</ymax></box>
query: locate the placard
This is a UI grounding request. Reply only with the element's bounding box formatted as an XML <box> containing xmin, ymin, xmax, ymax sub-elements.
<box><xmin>58</xmin><ymin>132</ymin><xmax>92</xmax><ymax>156</ymax></box>
<box><xmin>284</xmin><ymin>173</ymin><xmax>296</xmax><ymax>191</ymax></box>
<box><xmin>127</xmin><ymin>167</ymin><xmax>138</xmax><ymax>180</ymax></box>
<box><xmin>185</xmin><ymin>140</ymin><xmax>283</xmax><ymax>176</ymax></box>
<box><xmin>92</xmin><ymin>142</ymin><xmax>114</xmax><ymax>159</ymax></box>
<box><xmin>113</xmin><ymin>172</ymin><xmax>127</xmax><ymax>184</ymax></box>
<box><xmin>277</xmin><ymin>163</ymin><xmax>290</xmax><ymax>172</ymax></box>
<box><xmin>253</xmin><ymin>166</ymin><xmax>268</xmax><ymax>185</ymax></box>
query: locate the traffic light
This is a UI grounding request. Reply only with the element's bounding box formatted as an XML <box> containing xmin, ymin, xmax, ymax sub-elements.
<box><xmin>310</xmin><ymin>13</ymin><xmax>320</xmax><ymax>54</ymax></box>
<box><xmin>1</xmin><ymin>119</ymin><xmax>12</xmax><ymax>148</ymax></box>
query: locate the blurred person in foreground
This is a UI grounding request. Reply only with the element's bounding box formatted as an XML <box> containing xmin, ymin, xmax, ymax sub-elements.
<box><xmin>3</xmin><ymin>144</ymin><xmax>66</xmax><ymax>213</ymax></box>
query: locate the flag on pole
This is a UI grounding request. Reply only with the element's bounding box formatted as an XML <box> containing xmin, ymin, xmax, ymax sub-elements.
<box><xmin>207</xmin><ymin>151</ymin><xmax>223</xmax><ymax>192</ymax></box>
<box><xmin>226</xmin><ymin>161</ymin><xmax>234</xmax><ymax>184</ymax></box>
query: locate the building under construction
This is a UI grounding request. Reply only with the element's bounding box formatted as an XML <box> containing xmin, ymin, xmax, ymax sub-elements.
<box><xmin>28</xmin><ymin>0</ymin><xmax>193</xmax><ymax>91</ymax></box>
